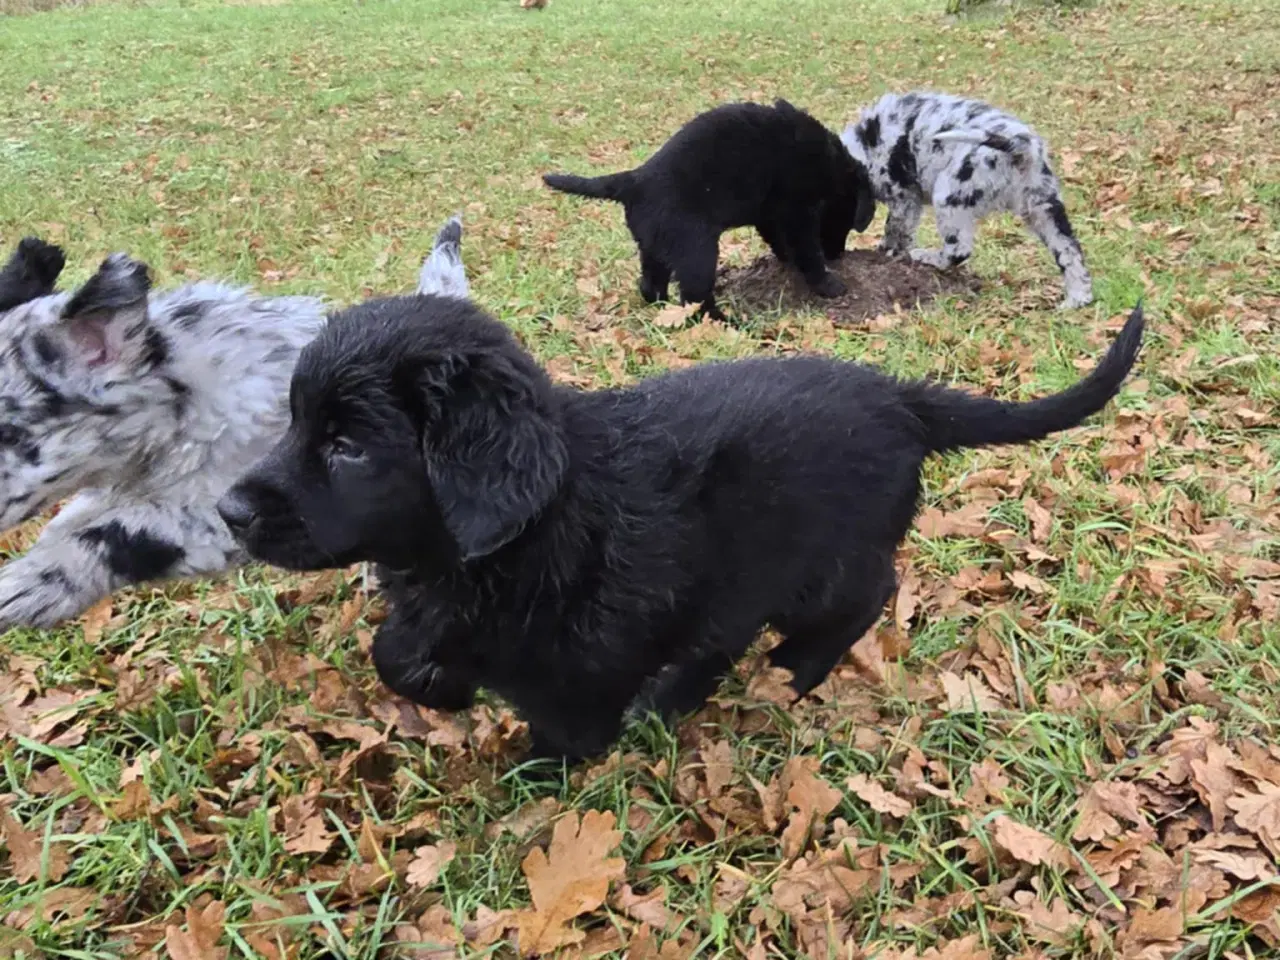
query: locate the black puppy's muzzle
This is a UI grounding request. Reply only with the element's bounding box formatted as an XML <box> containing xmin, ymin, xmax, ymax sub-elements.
<box><xmin>216</xmin><ymin>488</ymin><xmax>261</xmax><ymax>542</ymax></box>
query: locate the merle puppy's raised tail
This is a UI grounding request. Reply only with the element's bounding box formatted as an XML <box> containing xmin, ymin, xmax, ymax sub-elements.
<box><xmin>906</xmin><ymin>304</ymin><xmax>1144</xmax><ymax>453</ymax></box>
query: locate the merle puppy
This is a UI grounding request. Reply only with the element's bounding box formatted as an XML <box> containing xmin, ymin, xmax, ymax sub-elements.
<box><xmin>0</xmin><ymin>219</ymin><xmax>467</xmax><ymax>629</ymax></box>
<box><xmin>219</xmin><ymin>292</ymin><xmax>1145</xmax><ymax>762</ymax></box>
<box><xmin>841</xmin><ymin>91</ymin><xmax>1093</xmax><ymax>308</ymax></box>
<box><xmin>543</xmin><ymin>99</ymin><xmax>876</xmax><ymax>321</ymax></box>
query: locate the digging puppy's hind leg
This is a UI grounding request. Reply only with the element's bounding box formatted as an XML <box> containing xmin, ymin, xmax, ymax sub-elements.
<box><xmin>782</xmin><ymin>204</ymin><xmax>846</xmax><ymax>298</ymax></box>
<box><xmin>638</xmin><ymin>248</ymin><xmax>672</xmax><ymax>304</ymax></box>
<box><xmin>767</xmin><ymin>562</ymin><xmax>897</xmax><ymax>697</ymax></box>
<box><xmin>672</xmin><ymin>229</ymin><xmax>727</xmax><ymax>321</ymax></box>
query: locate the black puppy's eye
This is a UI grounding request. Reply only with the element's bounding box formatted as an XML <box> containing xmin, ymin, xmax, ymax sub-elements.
<box><xmin>328</xmin><ymin>436</ymin><xmax>365</xmax><ymax>461</ymax></box>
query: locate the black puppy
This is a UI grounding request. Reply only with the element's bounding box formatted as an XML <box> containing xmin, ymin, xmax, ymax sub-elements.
<box><xmin>0</xmin><ymin>237</ymin><xmax>65</xmax><ymax>312</ymax></box>
<box><xmin>218</xmin><ymin>295</ymin><xmax>1145</xmax><ymax>763</ymax></box>
<box><xmin>543</xmin><ymin>99</ymin><xmax>876</xmax><ymax>321</ymax></box>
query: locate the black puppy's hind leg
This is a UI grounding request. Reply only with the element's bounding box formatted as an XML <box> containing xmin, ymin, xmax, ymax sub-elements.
<box><xmin>767</xmin><ymin>565</ymin><xmax>896</xmax><ymax>697</ymax></box>
<box><xmin>673</xmin><ymin>230</ymin><xmax>728</xmax><ymax>323</ymax></box>
<box><xmin>638</xmin><ymin>248</ymin><xmax>672</xmax><ymax>304</ymax></box>
<box><xmin>784</xmin><ymin>206</ymin><xmax>847</xmax><ymax>299</ymax></box>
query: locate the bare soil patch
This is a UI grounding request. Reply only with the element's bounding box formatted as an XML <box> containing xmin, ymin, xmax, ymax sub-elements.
<box><xmin>718</xmin><ymin>249</ymin><xmax>982</xmax><ymax>325</ymax></box>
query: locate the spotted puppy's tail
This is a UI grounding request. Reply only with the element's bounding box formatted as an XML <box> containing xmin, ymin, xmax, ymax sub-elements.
<box><xmin>931</xmin><ymin>129</ymin><xmax>1037</xmax><ymax>168</ymax></box>
<box><xmin>903</xmin><ymin>304</ymin><xmax>1145</xmax><ymax>455</ymax></box>
<box><xmin>542</xmin><ymin>170</ymin><xmax>637</xmax><ymax>203</ymax></box>
<box><xmin>418</xmin><ymin>214</ymin><xmax>469</xmax><ymax>301</ymax></box>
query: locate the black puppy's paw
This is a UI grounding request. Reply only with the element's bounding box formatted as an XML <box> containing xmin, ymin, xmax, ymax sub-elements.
<box><xmin>638</xmin><ymin>276</ymin><xmax>668</xmax><ymax>305</ymax></box>
<box><xmin>416</xmin><ymin>664</ymin><xmax>478</xmax><ymax>711</ymax></box>
<box><xmin>809</xmin><ymin>272</ymin><xmax>847</xmax><ymax>299</ymax></box>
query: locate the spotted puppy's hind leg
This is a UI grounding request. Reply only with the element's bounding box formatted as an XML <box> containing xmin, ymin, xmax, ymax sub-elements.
<box><xmin>0</xmin><ymin>496</ymin><xmax>241</xmax><ymax>629</ymax></box>
<box><xmin>417</xmin><ymin>214</ymin><xmax>470</xmax><ymax>301</ymax></box>
<box><xmin>1021</xmin><ymin>185</ymin><xmax>1093</xmax><ymax>309</ymax></box>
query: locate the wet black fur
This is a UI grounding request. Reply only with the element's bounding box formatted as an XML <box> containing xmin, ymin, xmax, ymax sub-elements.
<box><xmin>0</xmin><ymin>238</ymin><xmax>65</xmax><ymax>312</ymax></box>
<box><xmin>219</xmin><ymin>296</ymin><xmax>1145</xmax><ymax>764</ymax></box>
<box><xmin>542</xmin><ymin>99</ymin><xmax>876</xmax><ymax>321</ymax></box>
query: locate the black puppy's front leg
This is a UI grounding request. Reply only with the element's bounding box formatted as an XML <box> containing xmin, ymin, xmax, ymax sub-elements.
<box><xmin>371</xmin><ymin>616</ymin><xmax>477</xmax><ymax>711</ymax></box>
<box><xmin>786</xmin><ymin>206</ymin><xmax>847</xmax><ymax>299</ymax></box>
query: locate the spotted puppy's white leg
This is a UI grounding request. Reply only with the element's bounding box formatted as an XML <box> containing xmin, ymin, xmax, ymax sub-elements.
<box><xmin>879</xmin><ymin>196</ymin><xmax>924</xmax><ymax>256</ymax></box>
<box><xmin>1021</xmin><ymin>189</ymin><xmax>1093</xmax><ymax>309</ymax></box>
<box><xmin>417</xmin><ymin>214</ymin><xmax>469</xmax><ymax>300</ymax></box>
<box><xmin>0</xmin><ymin>496</ymin><xmax>241</xmax><ymax>629</ymax></box>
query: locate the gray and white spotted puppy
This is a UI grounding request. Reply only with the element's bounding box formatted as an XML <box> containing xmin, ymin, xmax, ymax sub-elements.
<box><xmin>0</xmin><ymin>216</ymin><xmax>469</xmax><ymax>629</ymax></box>
<box><xmin>840</xmin><ymin>91</ymin><xmax>1093</xmax><ymax>309</ymax></box>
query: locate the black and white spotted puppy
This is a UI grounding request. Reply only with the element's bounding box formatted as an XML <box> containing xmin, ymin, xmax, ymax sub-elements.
<box><xmin>0</xmin><ymin>217</ymin><xmax>469</xmax><ymax>629</ymax></box>
<box><xmin>841</xmin><ymin>92</ymin><xmax>1093</xmax><ymax>309</ymax></box>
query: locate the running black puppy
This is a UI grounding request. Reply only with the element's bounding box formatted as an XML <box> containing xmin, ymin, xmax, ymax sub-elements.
<box><xmin>218</xmin><ymin>295</ymin><xmax>1144</xmax><ymax>763</ymax></box>
<box><xmin>544</xmin><ymin>99</ymin><xmax>876</xmax><ymax>321</ymax></box>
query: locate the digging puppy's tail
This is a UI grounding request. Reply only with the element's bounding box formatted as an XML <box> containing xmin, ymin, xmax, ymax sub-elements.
<box><xmin>418</xmin><ymin>213</ymin><xmax>469</xmax><ymax>301</ymax></box>
<box><xmin>904</xmin><ymin>304</ymin><xmax>1145</xmax><ymax>455</ymax></box>
<box><xmin>543</xmin><ymin>170</ymin><xmax>636</xmax><ymax>203</ymax></box>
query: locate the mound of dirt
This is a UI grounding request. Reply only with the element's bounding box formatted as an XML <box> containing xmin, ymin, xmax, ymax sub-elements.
<box><xmin>717</xmin><ymin>249</ymin><xmax>982</xmax><ymax>326</ymax></box>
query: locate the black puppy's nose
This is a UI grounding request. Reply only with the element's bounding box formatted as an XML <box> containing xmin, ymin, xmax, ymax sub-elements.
<box><xmin>216</xmin><ymin>490</ymin><xmax>260</xmax><ymax>537</ymax></box>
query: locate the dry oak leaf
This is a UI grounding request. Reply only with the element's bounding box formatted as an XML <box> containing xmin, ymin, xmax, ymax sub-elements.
<box><xmin>80</xmin><ymin>596</ymin><xmax>113</xmax><ymax>645</ymax></box>
<box><xmin>1190</xmin><ymin>740</ymin><xmax>1242</xmax><ymax>832</ymax></box>
<box><xmin>1192</xmin><ymin>847</ymin><xmax>1277</xmax><ymax>882</ymax></box>
<box><xmin>164</xmin><ymin>899</ymin><xmax>228</xmax><ymax>960</ymax></box>
<box><xmin>610</xmin><ymin>883</ymin><xmax>676</xmax><ymax>932</ymax></box>
<box><xmin>1073</xmin><ymin>780</ymin><xmax>1145</xmax><ymax>842</ymax></box>
<box><xmin>1124</xmin><ymin>905</ymin><xmax>1184</xmax><ymax>944</ymax></box>
<box><xmin>1010</xmin><ymin>891</ymin><xmax>1083</xmax><ymax>945</ymax></box>
<box><xmin>700</xmin><ymin>739</ymin><xmax>735</xmax><ymax>797</ymax></box>
<box><xmin>992</xmin><ymin>815</ymin><xmax>1070</xmax><ymax>869</ymax></box>
<box><xmin>283</xmin><ymin>814</ymin><xmax>334</xmax><ymax>856</ymax></box>
<box><xmin>627</xmin><ymin>923</ymin><xmax>692</xmax><ymax>960</ymax></box>
<box><xmin>847</xmin><ymin>774</ymin><xmax>913</xmax><ymax>819</ymax></box>
<box><xmin>940</xmin><ymin>670</ymin><xmax>1001</xmax><ymax>713</ymax></box>
<box><xmin>1228</xmin><ymin>782</ymin><xmax>1280</xmax><ymax>840</ymax></box>
<box><xmin>0</xmin><ymin>805</ymin><xmax>69</xmax><ymax>884</ymax></box>
<box><xmin>406</xmin><ymin>841</ymin><xmax>458</xmax><ymax>889</ymax></box>
<box><xmin>871</xmin><ymin>933</ymin><xmax>992</xmax><ymax>960</ymax></box>
<box><xmin>780</xmin><ymin>757</ymin><xmax>843</xmax><ymax>858</ymax></box>
<box><xmin>514</xmin><ymin>809</ymin><xmax>625</xmax><ymax>956</ymax></box>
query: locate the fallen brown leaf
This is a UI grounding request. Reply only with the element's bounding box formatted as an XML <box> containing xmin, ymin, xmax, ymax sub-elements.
<box><xmin>992</xmin><ymin>815</ymin><xmax>1071</xmax><ymax>869</ymax></box>
<box><xmin>0</xmin><ymin>804</ymin><xmax>69</xmax><ymax>884</ymax></box>
<box><xmin>847</xmin><ymin>774</ymin><xmax>913</xmax><ymax>819</ymax></box>
<box><xmin>780</xmin><ymin>757</ymin><xmax>843</xmax><ymax>857</ymax></box>
<box><xmin>514</xmin><ymin>809</ymin><xmax>625</xmax><ymax>956</ymax></box>
<box><xmin>406</xmin><ymin>841</ymin><xmax>458</xmax><ymax>889</ymax></box>
<box><xmin>164</xmin><ymin>900</ymin><xmax>228</xmax><ymax>960</ymax></box>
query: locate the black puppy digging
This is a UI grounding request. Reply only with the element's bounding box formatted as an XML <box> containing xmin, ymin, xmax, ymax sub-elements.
<box><xmin>717</xmin><ymin>249</ymin><xmax>982</xmax><ymax>325</ymax></box>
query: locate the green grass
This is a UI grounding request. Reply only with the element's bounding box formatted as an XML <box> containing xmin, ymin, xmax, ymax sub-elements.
<box><xmin>1</xmin><ymin>0</ymin><xmax>1279</xmax><ymax>957</ymax></box>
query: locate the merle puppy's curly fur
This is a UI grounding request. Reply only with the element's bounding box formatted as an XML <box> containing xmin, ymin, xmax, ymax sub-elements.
<box><xmin>544</xmin><ymin>99</ymin><xmax>876</xmax><ymax>321</ymax></box>
<box><xmin>219</xmin><ymin>295</ymin><xmax>1145</xmax><ymax>763</ymax></box>
<box><xmin>0</xmin><ymin>219</ymin><xmax>466</xmax><ymax>628</ymax></box>
<box><xmin>841</xmin><ymin>91</ymin><xmax>1093</xmax><ymax>308</ymax></box>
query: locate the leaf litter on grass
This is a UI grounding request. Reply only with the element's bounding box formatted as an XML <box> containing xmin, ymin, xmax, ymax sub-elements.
<box><xmin>1</xmin><ymin>0</ymin><xmax>1279</xmax><ymax>956</ymax></box>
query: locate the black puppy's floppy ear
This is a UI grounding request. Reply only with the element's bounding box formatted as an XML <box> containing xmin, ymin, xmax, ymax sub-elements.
<box><xmin>420</xmin><ymin>351</ymin><xmax>568</xmax><ymax>562</ymax></box>
<box><xmin>851</xmin><ymin>165</ymin><xmax>876</xmax><ymax>233</ymax></box>
<box><xmin>0</xmin><ymin>236</ymin><xmax>66</xmax><ymax>311</ymax></box>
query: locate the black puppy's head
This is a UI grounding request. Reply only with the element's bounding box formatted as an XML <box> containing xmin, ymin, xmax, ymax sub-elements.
<box><xmin>820</xmin><ymin>150</ymin><xmax>877</xmax><ymax>261</ymax></box>
<box><xmin>217</xmin><ymin>295</ymin><xmax>569</xmax><ymax>572</ymax></box>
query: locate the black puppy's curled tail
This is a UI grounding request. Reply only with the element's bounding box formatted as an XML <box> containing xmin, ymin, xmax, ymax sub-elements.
<box><xmin>904</xmin><ymin>304</ymin><xmax>1145</xmax><ymax>454</ymax></box>
<box><xmin>543</xmin><ymin>171</ymin><xmax>636</xmax><ymax>203</ymax></box>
